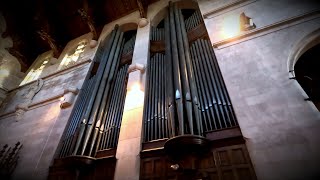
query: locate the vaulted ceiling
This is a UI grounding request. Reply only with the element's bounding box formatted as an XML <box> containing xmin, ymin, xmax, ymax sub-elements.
<box><xmin>0</xmin><ymin>0</ymin><xmax>158</xmax><ymax>71</ymax></box>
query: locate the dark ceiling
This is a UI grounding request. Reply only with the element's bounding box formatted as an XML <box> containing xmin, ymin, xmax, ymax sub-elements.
<box><xmin>0</xmin><ymin>0</ymin><xmax>158</xmax><ymax>71</ymax></box>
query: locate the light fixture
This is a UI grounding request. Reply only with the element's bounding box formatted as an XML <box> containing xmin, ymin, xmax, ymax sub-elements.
<box><xmin>239</xmin><ymin>12</ymin><xmax>256</xmax><ymax>31</ymax></box>
<box><xmin>221</xmin><ymin>12</ymin><xmax>256</xmax><ymax>39</ymax></box>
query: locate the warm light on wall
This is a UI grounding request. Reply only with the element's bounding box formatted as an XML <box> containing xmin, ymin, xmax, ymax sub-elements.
<box><xmin>221</xmin><ymin>14</ymin><xmax>241</xmax><ymax>39</ymax></box>
<box><xmin>124</xmin><ymin>83</ymin><xmax>144</xmax><ymax>110</ymax></box>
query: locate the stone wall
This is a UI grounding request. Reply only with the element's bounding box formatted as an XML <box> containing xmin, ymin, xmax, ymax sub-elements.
<box><xmin>1</xmin><ymin>0</ymin><xmax>320</xmax><ymax>179</ymax></box>
<box><xmin>198</xmin><ymin>0</ymin><xmax>320</xmax><ymax>179</ymax></box>
<box><xmin>0</xmin><ymin>31</ymin><xmax>96</xmax><ymax>179</ymax></box>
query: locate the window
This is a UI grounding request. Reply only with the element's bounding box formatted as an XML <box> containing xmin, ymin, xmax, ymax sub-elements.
<box><xmin>19</xmin><ymin>58</ymin><xmax>49</xmax><ymax>85</ymax></box>
<box><xmin>58</xmin><ymin>41</ymin><xmax>87</xmax><ymax>70</ymax></box>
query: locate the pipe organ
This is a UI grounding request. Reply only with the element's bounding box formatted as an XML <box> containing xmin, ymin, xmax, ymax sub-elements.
<box><xmin>140</xmin><ymin>2</ymin><xmax>256</xmax><ymax>180</ymax></box>
<box><xmin>143</xmin><ymin>3</ymin><xmax>238</xmax><ymax>143</ymax></box>
<box><xmin>50</xmin><ymin>25</ymin><xmax>137</xmax><ymax>179</ymax></box>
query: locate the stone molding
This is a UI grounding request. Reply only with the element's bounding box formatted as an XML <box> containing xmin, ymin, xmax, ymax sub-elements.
<box><xmin>60</xmin><ymin>87</ymin><xmax>79</xmax><ymax>109</ymax></box>
<box><xmin>203</xmin><ymin>0</ymin><xmax>255</xmax><ymax>19</ymax></box>
<box><xmin>128</xmin><ymin>63</ymin><xmax>145</xmax><ymax>74</ymax></box>
<box><xmin>212</xmin><ymin>9</ymin><xmax>320</xmax><ymax>48</ymax></box>
<box><xmin>0</xmin><ymin>60</ymin><xmax>91</xmax><ymax>119</ymax></box>
<box><xmin>9</xmin><ymin>59</ymin><xmax>92</xmax><ymax>92</ymax></box>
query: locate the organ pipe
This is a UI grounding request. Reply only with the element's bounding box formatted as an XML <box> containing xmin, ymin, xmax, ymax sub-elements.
<box><xmin>143</xmin><ymin>3</ymin><xmax>238</xmax><ymax>142</ymax></box>
<box><xmin>59</xmin><ymin>25</ymin><xmax>134</xmax><ymax>158</ymax></box>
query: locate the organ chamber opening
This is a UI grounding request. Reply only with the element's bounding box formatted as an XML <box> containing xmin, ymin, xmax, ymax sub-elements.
<box><xmin>49</xmin><ymin>24</ymin><xmax>137</xmax><ymax>179</ymax></box>
<box><xmin>295</xmin><ymin>44</ymin><xmax>320</xmax><ymax>111</ymax></box>
<box><xmin>141</xmin><ymin>1</ymin><xmax>257</xmax><ymax>180</ymax></box>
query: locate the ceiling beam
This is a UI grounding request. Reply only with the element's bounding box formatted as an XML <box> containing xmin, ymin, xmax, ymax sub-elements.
<box><xmin>37</xmin><ymin>29</ymin><xmax>60</xmax><ymax>58</ymax></box>
<box><xmin>137</xmin><ymin>0</ymin><xmax>147</xmax><ymax>18</ymax></box>
<box><xmin>78</xmin><ymin>8</ymin><xmax>98</xmax><ymax>40</ymax></box>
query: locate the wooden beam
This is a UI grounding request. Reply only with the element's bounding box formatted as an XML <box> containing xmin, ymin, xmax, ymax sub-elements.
<box><xmin>137</xmin><ymin>0</ymin><xmax>147</xmax><ymax>18</ymax></box>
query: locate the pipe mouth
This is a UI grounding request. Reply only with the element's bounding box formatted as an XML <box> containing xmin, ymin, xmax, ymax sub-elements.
<box><xmin>164</xmin><ymin>135</ymin><xmax>210</xmax><ymax>159</ymax></box>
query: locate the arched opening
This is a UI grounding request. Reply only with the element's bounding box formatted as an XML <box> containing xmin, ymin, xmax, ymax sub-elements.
<box><xmin>140</xmin><ymin>2</ymin><xmax>257</xmax><ymax>180</ymax></box>
<box><xmin>49</xmin><ymin>23</ymin><xmax>138</xmax><ymax>180</ymax></box>
<box><xmin>295</xmin><ymin>44</ymin><xmax>320</xmax><ymax>110</ymax></box>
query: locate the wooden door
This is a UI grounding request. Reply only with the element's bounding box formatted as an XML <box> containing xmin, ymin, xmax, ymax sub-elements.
<box><xmin>140</xmin><ymin>144</ymin><xmax>256</xmax><ymax>180</ymax></box>
<box><xmin>213</xmin><ymin>144</ymin><xmax>256</xmax><ymax>180</ymax></box>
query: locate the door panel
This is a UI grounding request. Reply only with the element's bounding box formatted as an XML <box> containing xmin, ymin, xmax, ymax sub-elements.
<box><xmin>140</xmin><ymin>144</ymin><xmax>256</xmax><ymax>180</ymax></box>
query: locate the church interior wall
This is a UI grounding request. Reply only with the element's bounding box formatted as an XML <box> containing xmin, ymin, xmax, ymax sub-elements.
<box><xmin>198</xmin><ymin>0</ymin><xmax>320</xmax><ymax>179</ymax></box>
<box><xmin>0</xmin><ymin>0</ymin><xmax>319</xmax><ymax>179</ymax></box>
<box><xmin>0</xmin><ymin>30</ymin><xmax>98</xmax><ymax>179</ymax></box>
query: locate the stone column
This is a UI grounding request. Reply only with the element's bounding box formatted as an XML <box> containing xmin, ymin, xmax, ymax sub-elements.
<box><xmin>113</xmin><ymin>21</ymin><xmax>150</xmax><ymax>180</ymax></box>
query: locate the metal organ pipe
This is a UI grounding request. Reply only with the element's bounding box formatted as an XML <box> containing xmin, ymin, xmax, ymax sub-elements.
<box><xmin>143</xmin><ymin>3</ymin><xmax>239</xmax><ymax>143</ymax></box>
<box><xmin>164</xmin><ymin>14</ymin><xmax>176</xmax><ymax>138</ymax></box>
<box><xmin>169</xmin><ymin>2</ymin><xmax>185</xmax><ymax>135</ymax></box>
<box><xmin>58</xmin><ymin>25</ymin><xmax>134</xmax><ymax>158</ymax></box>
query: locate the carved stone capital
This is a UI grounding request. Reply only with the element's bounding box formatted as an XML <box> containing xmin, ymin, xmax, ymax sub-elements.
<box><xmin>128</xmin><ymin>63</ymin><xmax>145</xmax><ymax>74</ymax></box>
<box><xmin>60</xmin><ymin>87</ymin><xmax>79</xmax><ymax>109</ymax></box>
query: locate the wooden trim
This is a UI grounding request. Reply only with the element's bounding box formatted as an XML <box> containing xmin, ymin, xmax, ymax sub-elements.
<box><xmin>212</xmin><ymin>9</ymin><xmax>320</xmax><ymax>48</ymax></box>
<box><xmin>150</xmin><ymin>40</ymin><xmax>165</xmax><ymax>53</ymax></box>
<box><xmin>187</xmin><ymin>22</ymin><xmax>208</xmax><ymax>43</ymax></box>
<box><xmin>95</xmin><ymin>148</ymin><xmax>117</xmax><ymax>158</ymax></box>
<box><xmin>205</xmin><ymin>127</ymin><xmax>242</xmax><ymax>141</ymax></box>
<box><xmin>142</xmin><ymin>138</ymin><xmax>167</xmax><ymax>152</ymax></box>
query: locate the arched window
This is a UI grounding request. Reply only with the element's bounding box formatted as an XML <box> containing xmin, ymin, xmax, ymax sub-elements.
<box><xmin>58</xmin><ymin>41</ymin><xmax>87</xmax><ymax>70</ymax></box>
<box><xmin>294</xmin><ymin>44</ymin><xmax>320</xmax><ymax>110</ymax></box>
<box><xmin>19</xmin><ymin>57</ymin><xmax>50</xmax><ymax>85</ymax></box>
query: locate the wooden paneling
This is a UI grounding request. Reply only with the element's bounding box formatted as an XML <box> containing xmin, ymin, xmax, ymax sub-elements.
<box><xmin>140</xmin><ymin>144</ymin><xmax>257</xmax><ymax>180</ymax></box>
<box><xmin>48</xmin><ymin>157</ymin><xmax>116</xmax><ymax>180</ymax></box>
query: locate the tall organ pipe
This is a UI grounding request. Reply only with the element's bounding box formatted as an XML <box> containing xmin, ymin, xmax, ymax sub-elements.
<box><xmin>164</xmin><ymin>14</ymin><xmax>176</xmax><ymax>138</ymax></box>
<box><xmin>100</xmin><ymin>68</ymin><xmax>123</xmax><ymax>149</ymax></box>
<box><xmin>203</xmin><ymin>40</ymin><xmax>237</xmax><ymax>126</ymax></box>
<box><xmin>72</xmin><ymin>27</ymin><xmax>118</xmax><ymax>155</ymax></box>
<box><xmin>173</xmin><ymin>4</ymin><xmax>193</xmax><ymax>134</ymax></box>
<box><xmin>79</xmin><ymin>30</ymin><xmax>124</xmax><ymax>156</ymax></box>
<box><xmin>142</xmin><ymin>52</ymin><xmax>151</xmax><ymax>142</ymax></box>
<box><xmin>95</xmin><ymin>70</ymin><xmax>120</xmax><ymax>152</ymax></box>
<box><xmin>169</xmin><ymin>2</ymin><xmax>184</xmax><ymax>135</ymax></box>
<box><xmin>178</xmin><ymin>8</ymin><xmax>202</xmax><ymax>135</ymax></box>
<box><xmin>112</xmin><ymin>65</ymin><xmax>128</xmax><ymax>147</ymax></box>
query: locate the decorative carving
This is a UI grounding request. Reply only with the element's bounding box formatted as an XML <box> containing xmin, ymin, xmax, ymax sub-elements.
<box><xmin>78</xmin><ymin>9</ymin><xmax>98</xmax><ymax>40</ymax></box>
<box><xmin>15</xmin><ymin>79</ymin><xmax>44</xmax><ymax>119</ymax></box>
<box><xmin>37</xmin><ymin>30</ymin><xmax>60</xmax><ymax>58</ymax></box>
<box><xmin>60</xmin><ymin>87</ymin><xmax>79</xmax><ymax>109</ymax></box>
<box><xmin>138</xmin><ymin>18</ymin><xmax>149</xmax><ymax>28</ymax></box>
<box><xmin>22</xmin><ymin>79</ymin><xmax>44</xmax><ymax>101</ymax></box>
<box><xmin>128</xmin><ymin>63</ymin><xmax>145</xmax><ymax>74</ymax></box>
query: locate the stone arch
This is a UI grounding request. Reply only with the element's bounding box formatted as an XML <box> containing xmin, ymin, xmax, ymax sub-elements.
<box><xmin>119</xmin><ymin>22</ymin><xmax>138</xmax><ymax>32</ymax></box>
<box><xmin>150</xmin><ymin>0</ymin><xmax>199</xmax><ymax>27</ymax></box>
<box><xmin>151</xmin><ymin>6</ymin><xmax>168</xmax><ymax>27</ymax></box>
<box><xmin>175</xmin><ymin>0</ymin><xmax>199</xmax><ymax>10</ymax></box>
<box><xmin>99</xmin><ymin>22</ymin><xmax>138</xmax><ymax>43</ymax></box>
<box><xmin>287</xmin><ymin>28</ymin><xmax>320</xmax><ymax>77</ymax></box>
